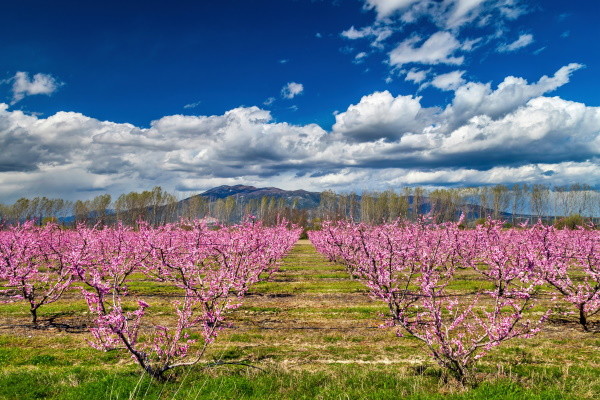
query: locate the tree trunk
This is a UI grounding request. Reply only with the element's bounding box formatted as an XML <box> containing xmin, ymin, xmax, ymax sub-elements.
<box><xmin>30</xmin><ymin>307</ymin><xmax>38</xmax><ymax>327</ymax></box>
<box><xmin>579</xmin><ymin>304</ymin><xmax>588</xmax><ymax>331</ymax></box>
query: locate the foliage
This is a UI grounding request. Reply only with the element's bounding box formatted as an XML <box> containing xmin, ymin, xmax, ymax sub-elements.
<box><xmin>554</xmin><ymin>214</ymin><xmax>586</xmax><ymax>230</ymax></box>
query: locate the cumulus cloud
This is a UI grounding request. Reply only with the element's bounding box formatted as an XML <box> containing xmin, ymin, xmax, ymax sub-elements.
<box><xmin>330</xmin><ymin>63</ymin><xmax>586</xmax><ymax>144</ymax></box>
<box><xmin>443</xmin><ymin>63</ymin><xmax>584</xmax><ymax>128</ymax></box>
<box><xmin>9</xmin><ymin>72</ymin><xmax>62</xmax><ymax>104</ymax></box>
<box><xmin>430</xmin><ymin>70</ymin><xmax>466</xmax><ymax>91</ymax></box>
<box><xmin>405</xmin><ymin>68</ymin><xmax>429</xmax><ymax>84</ymax></box>
<box><xmin>332</xmin><ymin>91</ymin><xmax>431</xmax><ymax>141</ymax></box>
<box><xmin>281</xmin><ymin>82</ymin><xmax>304</xmax><ymax>99</ymax></box>
<box><xmin>389</xmin><ymin>31</ymin><xmax>464</xmax><ymax>67</ymax></box>
<box><xmin>435</xmin><ymin>97</ymin><xmax>600</xmax><ymax>169</ymax></box>
<box><xmin>497</xmin><ymin>33</ymin><xmax>534</xmax><ymax>52</ymax></box>
<box><xmin>0</xmin><ymin>64</ymin><xmax>598</xmax><ymax>202</ymax></box>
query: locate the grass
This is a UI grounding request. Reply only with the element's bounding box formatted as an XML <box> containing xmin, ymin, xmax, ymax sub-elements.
<box><xmin>0</xmin><ymin>364</ymin><xmax>593</xmax><ymax>399</ymax></box>
<box><xmin>0</xmin><ymin>239</ymin><xmax>599</xmax><ymax>399</ymax></box>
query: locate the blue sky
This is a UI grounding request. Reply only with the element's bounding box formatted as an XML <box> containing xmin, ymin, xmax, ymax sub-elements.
<box><xmin>0</xmin><ymin>0</ymin><xmax>599</xmax><ymax>201</ymax></box>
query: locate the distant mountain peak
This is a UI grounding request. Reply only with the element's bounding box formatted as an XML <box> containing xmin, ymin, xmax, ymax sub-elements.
<box><xmin>198</xmin><ymin>184</ymin><xmax>320</xmax><ymax>208</ymax></box>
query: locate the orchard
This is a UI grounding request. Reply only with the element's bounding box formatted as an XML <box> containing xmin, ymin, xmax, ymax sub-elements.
<box><xmin>1</xmin><ymin>217</ymin><xmax>599</xmax><ymax>398</ymax></box>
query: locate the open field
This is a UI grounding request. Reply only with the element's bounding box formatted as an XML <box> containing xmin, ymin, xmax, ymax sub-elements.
<box><xmin>1</xmin><ymin>239</ymin><xmax>599</xmax><ymax>399</ymax></box>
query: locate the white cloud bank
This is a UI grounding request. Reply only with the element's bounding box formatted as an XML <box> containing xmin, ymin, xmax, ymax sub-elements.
<box><xmin>0</xmin><ymin>65</ymin><xmax>598</xmax><ymax>202</ymax></box>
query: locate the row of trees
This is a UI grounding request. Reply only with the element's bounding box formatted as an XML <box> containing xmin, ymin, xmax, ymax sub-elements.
<box><xmin>317</xmin><ymin>184</ymin><xmax>600</xmax><ymax>225</ymax></box>
<box><xmin>0</xmin><ymin>187</ymin><xmax>310</xmax><ymax>227</ymax></box>
<box><xmin>1</xmin><ymin>183</ymin><xmax>599</xmax><ymax>227</ymax></box>
<box><xmin>309</xmin><ymin>219</ymin><xmax>600</xmax><ymax>383</ymax></box>
<box><xmin>0</xmin><ymin>220</ymin><xmax>301</xmax><ymax>380</ymax></box>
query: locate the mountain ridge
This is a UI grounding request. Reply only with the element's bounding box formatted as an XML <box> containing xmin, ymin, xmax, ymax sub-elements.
<box><xmin>198</xmin><ymin>184</ymin><xmax>321</xmax><ymax>208</ymax></box>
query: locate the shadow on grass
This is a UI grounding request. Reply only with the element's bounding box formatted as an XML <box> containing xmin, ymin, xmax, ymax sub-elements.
<box><xmin>45</xmin><ymin>312</ymin><xmax>89</xmax><ymax>333</ymax></box>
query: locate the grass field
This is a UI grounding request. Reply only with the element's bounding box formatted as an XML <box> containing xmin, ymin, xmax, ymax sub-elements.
<box><xmin>1</xmin><ymin>240</ymin><xmax>599</xmax><ymax>399</ymax></box>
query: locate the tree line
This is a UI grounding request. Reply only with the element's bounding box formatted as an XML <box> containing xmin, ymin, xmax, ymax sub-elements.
<box><xmin>1</xmin><ymin>183</ymin><xmax>599</xmax><ymax>227</ymax></box>
<box><xmin>0</xmin><ymin>186</ymin><xmax>309</xmax><ymax>228</ymax></box>
<box><xmin>316</xmin><ymin>183</ymin><xmax>600</xmax><ymax>226</ymax></box>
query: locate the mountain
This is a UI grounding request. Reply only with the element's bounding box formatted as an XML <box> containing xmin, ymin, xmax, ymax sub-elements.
<box><xmin>176</xmin><ymin>185</ymin><xmax>537</xmax><ymax>224</ymax></box>
<box><xmin>198</xmin><ymin>185</ymin><xmax>321</xmax><ymax>208</ymax></box>
<box><xmin>193</xmin><ymin>185</ymin><xmax>516</xmax><ymax>219</ymax></box>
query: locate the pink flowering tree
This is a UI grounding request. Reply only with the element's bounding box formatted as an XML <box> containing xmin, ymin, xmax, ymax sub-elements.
<box><xmin>310</xmin><ymin>219</ymin><xmax>548</xmax><ymax>384</ymax></box>
<box><xmin>0</xmin><ymin>221</ymin><xmax>73</xmax><ymax>326</ymax></box>
<box><xmin>65</xmin><ymin>223</ymin><xmax>160</xmax><ymax>375</ymax></box>
<box><xmin>74</xmin><ymin>220</ymin><xmax>299</xmax><ymax>381</ymax></box>
<box><xmin>529</xmin><ymin>224</ymin><xmax>600</xmax><ymax>331</ymax></box>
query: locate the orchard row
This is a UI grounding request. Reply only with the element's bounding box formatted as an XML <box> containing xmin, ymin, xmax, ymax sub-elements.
<box><xmin>0</xmin><ymin>220</ymin><xmax>301</xmax><ymax>380</ymax></box>
<box><xmin>309</xmin><ymin>219</ymin><xmax>600</xmax><ymax>383</ymax></box>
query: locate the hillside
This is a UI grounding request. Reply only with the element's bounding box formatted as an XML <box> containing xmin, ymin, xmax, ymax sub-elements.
<box><xmin>198</xmin><ymin>185</ymin><xmax>321</xmax><ymax>208</ymax></box>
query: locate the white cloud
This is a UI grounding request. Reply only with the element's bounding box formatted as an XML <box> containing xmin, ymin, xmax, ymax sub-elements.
<box><xmin>281</xmin><ymin>82</ymin><xmax>304</xmax><ymax>99</ymax></box>
<box><xmin>263</xmin><ymin>97</ymin><xmax>276</xmax><ymax>106</ymax></box>
<box><xmin>389</xmin><ymin>31</ymin><xmax>464</xmax><ymax>67</ymax></box>
<box><xmin>354</xmin><ymin>52</ymin><xmax>368</xmax><ymax>64</ymax></box>
<box><xmin>363</xmin><ymin>0</ymin><xmax>526</xmax><ymax>30</ymax></box>
<box><xmin>430</xmin><ymin>70</ymin><xmax>466</xmax><ymax>91</ymax></box>
<box><xmin>332</xmin><ymin>90</ymin><xmax>431</xmax><ymax>141</ymax></box>
<box><xmin>497</xmin><ymin>33</ymin><xmax>534</xmax><ymax>52</ymax></box>
<box><xmin>404</xmin><ymin>68</ymin><xmax>429</xmax><ymax>84</ymax></box>
<box><xmin>0</xmin><ymin>65</ymin><xmax>597</xmax><ymax>201</ymax></box>
<box><xmin>461</xmin><ymin>37</ymin><xmax>481</xmax><ymax>51</ymax></box>
<box><xmin>363</xmin><ymin>0</ymin><xmax>421</xmax><ymax>19</ymax></box>
<box><xmin>341</xmin><ymin>25</ymin><xmax>394</xmax><ymax>48</ymax></box>
<box><xmin>445</xmin><ymin>0</ymin><xmax>487</xmax><ymax>28</ymax></box>
<box><xmin>498</xmin><ymin>0</ymin><xmax>528</xmax><ymax>20</ymax></box>
<box><xmin>335</xmin><ymin>1</ymin><xmax>533</xmax><ymax>76</ymax></box>
<box><xmin>444</xmin><ymin>63</ymin><xmax>584</xmax><ymax>127</ymax></box>
<box><xmin>434</xmin><ymin>96</ymin><xmax>600</xmax><ymax>170</ymax></box>
<box><xmin>183</xmin><ymin>101</ymin><xmax>201</xmax><ymax>109</ymax></box>
<box><xmin>10</xmin><ymin>72</ymin><xmax>62</xmax><ymax>104</ymax></box>
<box><xmin>400</xmin><ymin>0</ymin><xmax>492</xmax><ymax>29</ymax></box>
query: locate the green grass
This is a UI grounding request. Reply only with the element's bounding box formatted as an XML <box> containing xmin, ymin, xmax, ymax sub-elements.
<box><xmin>0</xmin><ymin>364</ymin><xmax>592</xmax><ymax>399</ymax></box>
<box><xmin>0</xmin><ymin>239</ymin><xmax>599</xmax><ymax>399</ymax></box>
